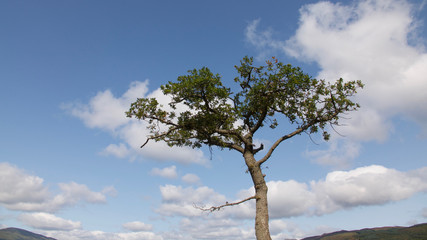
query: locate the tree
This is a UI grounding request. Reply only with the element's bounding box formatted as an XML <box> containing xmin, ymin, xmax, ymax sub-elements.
<box><xmin>126</xmin><ymin>56</ymin><xmax>363</xmax><ymax>240</ymax></box>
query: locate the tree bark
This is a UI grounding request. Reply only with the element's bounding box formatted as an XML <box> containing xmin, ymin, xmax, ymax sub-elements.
<box><xmin>244</xmin><ymin>151</ymin><xmax>272</xmax><ymax>240</ymax></box>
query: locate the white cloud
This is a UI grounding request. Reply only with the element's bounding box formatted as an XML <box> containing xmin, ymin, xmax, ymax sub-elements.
<box><xmin>157</xmin><ymin>165</ymin><xmax>427</xmax><ymax>220</ymax></box>
<box><xmin>122</xmin><ymin>221</ymin><xmax>153</xmax><ymax>232</ymax></box>
<box><xmin>310</xmin><ymin>165</ymin><xmax>427</xmax><ymax>215</ymax></box>
<box><xmin>269</xmin><ymin>220</ymin><xmax>306</xmax><ymax>240</ymax></box>
<box><xmin>156</xmin><ymin>185</ymin><xmax>226</xmax><ymax>217</ymax></box>
<box><xmin>181</xmin><ymin>173</ymin><xmax>201</xmax><ymax>185</ymax></box>
<box><xmin>175</xmin><ymin>217</ymin><xmax>254</xmax><ymax>240</ymax></box>
<box><xmin>64</xmin><ymin>81</ymin><xmax>149</xmax><ymax>131</ymax></box>
<box><xmin>101</xmin><ymin>143</ymin><xmax>131</xmax><ymax>158</ymax></box>
<box><xmin>246</xmin><ymin>0</ymin><xmax>427</xmax><ymax>167</ymax></box>
<box><xmin>49</xmin><ymin>182</ymin><xmax>108</xmax><ymax>209</ymax></box>
<box><xmin>19</xmin><ymin>212</ymin><xmax>81</xmax><ymax>231</ymax></box>
<box><xmin>150</xmin><ymin>166</ymin><xmax>178</xmax><ymax>179</ymax></box>
<box><xmin>0</xmin><ymin>162</ymin><xmax>112</xmax><ymax>213</ymax></box>
<box><xmin>269</xmin><ymin>165</ymin><xmax>426</xmax><ymax>218</ymax></box>
<box><xmin>63</xmin><ymin>81</ymin><xmax>208</xmax><ymax>166</ymax></box>
<box><xmin>116</xmin><ymin>231</ymin><xmax>163</xmax><ymax>240</ymax></box>
<box><xmin>306</xmin><ymin>138</ymin><xmax>361</xmax><ymax>169</ymax></box>
<box><xmin>285</xmin><ymin>0</ymin><xmax>427</xmax><ymax>138</ymax></box>
<box><xmin>0</xmin><ymin>162</ymin><xmax>50</xmax><ymax>206</ymax></box>
<box><xmin>43</xmin><ymin>229</ymin><xmax>163</xmax><ymax>240</ymax></box>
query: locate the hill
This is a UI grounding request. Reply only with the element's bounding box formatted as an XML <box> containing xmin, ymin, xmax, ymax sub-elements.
<box><xmin>1</xmin><ymin>223</ymin><xmax>426</xmax><ymax>239</ymax></box>
<box><xmin>0</xmin><ymin>228</ymin><xmax>56</xmax><ymax>240</ymax></box>
<box><xmin>302</xmin><ymin>223</ymin><xmax>427</xmax><ymax>240</ymax></box>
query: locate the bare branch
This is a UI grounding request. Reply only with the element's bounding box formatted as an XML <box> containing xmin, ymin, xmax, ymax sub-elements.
<box><xmin>304</xmin><ymin>131</ymin><xmax>320</xmax><ymax>145</ymax></box>
<box><xmin>140</xmin><ymin>138</ymin><xmax>150</xmax><ymax>148</ymax></box>
<box><xmin>141</xmin><ymin>126</ymin><xmax>179</xmax><ymax>148</ymax></box>
<box><xmin>257</xmin><ymin>109</ymin><xmax>344</xmax><ymax>166</ymax></box>
<box><xmin>253</xmin><ymin>143</ymin><xmax>264</xmax><ymax>154</ymax></box>
<box><xmin>329</xmin><ymin>122</ymin><xmax>346</xmax><ymax>138</ymax></box>
<box><xmin>194</xmin><ymin>195</ymin><xmax>256</xmax><ymax>212</ymax></box>
<box><xmin>257</xmin><ymin>127</ymin><xmax>305</xmax><ymax>166</ymax></box>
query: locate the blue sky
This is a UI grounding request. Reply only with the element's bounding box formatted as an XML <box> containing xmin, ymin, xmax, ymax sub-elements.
<box><xmin>1</xmin><ymin>0</ymin><xmax>427</xmax><ymax>239</ymax></box>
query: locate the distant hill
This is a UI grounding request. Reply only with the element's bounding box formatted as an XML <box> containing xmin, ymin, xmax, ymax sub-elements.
<box><xmin>1</xmin><ymin>224</ymin><xmax>426</xmax><ymax>240</ymax></box>
<box><xmin>0</xmin><ymin>228</ymin><xmax>56</xmax><ymax>240</ymax></box>
<box><xmin>302</xmin><ymin>223</ymin><xmax>427</xmax><ymax>240</ymax></box>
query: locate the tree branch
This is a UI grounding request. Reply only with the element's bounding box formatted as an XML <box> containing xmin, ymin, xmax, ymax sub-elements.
<box><xmin>249</xmin><ymin>107</ymin><xmax>268</xmax><ymax>134</ymax></box>
<box><xmin>257</xmin><ymin>127</ymin><xmax>305</xmax><ymax>166</ymax></box>
<box><xmin>140</xmin><ymin>138</ymin><xmax>150</xmax><ymax>148</ymax></box>
<box><xmin>215</xmin><ymin>128</ymin><xmax>250</xmax><ymax>147</ymax></box>
<box><xmin>202</xmin><ymin>137</ymin><xmax>244</xmax><ymax>153</ymax></box>
<box><xmin>194</xmin><ymin>195</ymin><xmax>256</xmax><ymax>212</ymax></box>
<box><xmin>253</xmin><ymin>143</ymin><xmax>264</xmax><ymax>154</ymax></box>
<box><xmin>141</xmin><ymin>126</ymin><xmax>179</xmax><ymax>148</ymax></box>
<box><xmin>257</xmin><ymin>107</ymin><xmax>344</xmax><ymax>166</ymax></box>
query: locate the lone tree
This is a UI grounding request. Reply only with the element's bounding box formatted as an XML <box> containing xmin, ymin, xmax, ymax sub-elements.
<box><xmin>127</xmin><ymin>56</ymin><xmax>363</xmax><ymax>240</ymax></box>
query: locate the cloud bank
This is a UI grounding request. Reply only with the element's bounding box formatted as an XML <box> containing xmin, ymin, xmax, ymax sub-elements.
<box><xmin>3</xmin><ymin>162</ymin><xmax>425</xmax><ymax>239</ymax></box>
<box><xmin>156</xmin><ymin>165</ymin><xmax>427</xmax><ymax>220</ymax></box>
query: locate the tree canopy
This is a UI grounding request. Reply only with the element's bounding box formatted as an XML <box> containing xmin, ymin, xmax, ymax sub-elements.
<box><xmin>127</xmin><ymin>56</ymin><xmax>363</xmax><ymax>159</ymax></box>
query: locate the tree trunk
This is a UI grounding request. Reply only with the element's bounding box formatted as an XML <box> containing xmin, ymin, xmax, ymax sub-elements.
<box><xmin>244</xmin><ymin>151</ymin><xmax>272</xmax><ymax>240</ymax></box>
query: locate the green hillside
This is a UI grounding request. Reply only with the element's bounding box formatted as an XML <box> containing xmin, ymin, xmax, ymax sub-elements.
<box><xmin>0</xmin><ymin>228</ymin><xmax>56</xmax><ymax>240</ymax></box>
<box><xmin>302</xmin><ymin>223</ymin><xmax>427</xmax><ymax>240</ymax></box>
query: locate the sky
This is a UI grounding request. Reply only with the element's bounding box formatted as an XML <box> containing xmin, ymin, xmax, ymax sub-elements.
<box><xmin>1</xmin><ymin>0</ymin><xmax>427</xmax><ymax>239</ymax></box>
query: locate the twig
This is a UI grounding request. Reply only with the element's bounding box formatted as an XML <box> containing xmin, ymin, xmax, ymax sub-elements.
<box><xmin>194</xmin><ymin>195</ymin><xmax>256</xmax><ymax>212</ymax></box>
<box><xmin>140</xmin><ymin>138</ymin><xmax>150</xmax><ymax>148</ymax></box>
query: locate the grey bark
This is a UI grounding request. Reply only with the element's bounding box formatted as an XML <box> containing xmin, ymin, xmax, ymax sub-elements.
<box><xmin>244</xmin><ymin>151</ymin><xmax>272</xmax><ymax>240</ymax></box>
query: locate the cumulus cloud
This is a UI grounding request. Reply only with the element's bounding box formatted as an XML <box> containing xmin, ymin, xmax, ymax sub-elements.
<box><xmin>48</xmin><ymin>182</ymin><xmax>108</xmax><ymax>210</ymax></box>
<box><xmin>181</xmin><ymin>173</ymin><xmax>201</xmax><ymax>185</ymax></box>
<box><xmin>64</xmin><ymin>81</ymin><xmax>149</xmax><ymax>131</ymax></box>
<box><xmin>156</xmin><ymin>165</ymin><xmax>427</xmax><ymax>220</ymax></box>
<box><xmin>246</xmin><ymin>0</ymin><xmax>427</xmax><ymax>167</ymax></box>
<box><xmin>290</xmin><ymin>165</ymin><xmax>427</xmax><ymax>216</ymax></box>
<box><xmin>19</xmin><ymin>213</ymin><xmax>81</xmax><ymax>231</ymax></box>
<box><xmin>0</xmin><ymin>162</ymin><xmax>50</xmax><ymax>206</ymax></box>
<box><xmin>156</xmin><ymin>185</ymin><xmax>227</xmax><ymax>217</ymax></box>
<box><xmin>285</xmin><ymin>0</ymin><xmax>427</xmax><ymax>136</ymax></box>
<box><xmin>176</xmin><ymin>217</ymin><xmax>254</xmax><ymax>240</ymax></box>
<box><xmin>122</xmin><ymin>221</ymin><xmax>153</xmax><ymax>232</ymax></box>
<box><xmin>269</xmin><ymin>220</ymin><xmax>306</xmax><ymax>240</ymax></box>
<box><xmin>101</xmin><ymin>143</ymin><xmax>131</xmax><ymax>159</ymax></box>
<box><xmin>312</xmin><ymin>165</ymin><xmax>427</xmax><ymax>215</ymax></box>
<box><xmin>63</xmin><ymin>81</ymin><xmax>208</xmax><ymax>166</ymax></box>
<box><xmin>0</xmin><ymin>162</ymin><xmax>112</xmax><ymax>213</ymax></box>
<box><xmin>150</xmin><ymin>166</ymin><xmax>178</xmax><ymax>179</ymax></box>
<box><xmin>42</xmin><ymin>229</ymin><xmax>163</xmax><ymax>240</ymax></box>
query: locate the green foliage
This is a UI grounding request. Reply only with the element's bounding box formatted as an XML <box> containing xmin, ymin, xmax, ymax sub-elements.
<box><xmin>127</xmin><ymin>56</ymin><xmax>363</xmax><ymax>156</ymax></box>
